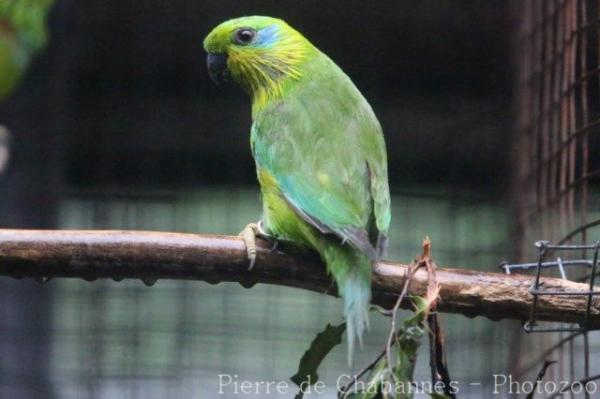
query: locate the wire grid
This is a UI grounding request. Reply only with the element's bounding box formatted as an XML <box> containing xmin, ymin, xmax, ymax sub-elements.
<box><xmin>512</xmin><ymin>0</ymin><xmax>600</xmax><ymax>394</ymax></box>
<box><xmin>501</xmin><ymin>240</ymin><xmax>600</xmax><ymax>333</ymax></box>
<box><xmin>513</xmin><ymin>0</ymin><xmax>597</xmax><ymax>240</ymax></box>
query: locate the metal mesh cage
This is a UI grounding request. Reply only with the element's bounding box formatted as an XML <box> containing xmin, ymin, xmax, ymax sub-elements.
<box><xmin>511</xmin><ymin>0</ymin><xmax>600</xmax><ymax>393</ymax></box>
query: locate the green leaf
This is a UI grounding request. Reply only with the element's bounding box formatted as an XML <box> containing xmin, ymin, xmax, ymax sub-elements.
<box><xmin>290</xmin><ymin>322</ymin><xmax>346</xmax><ymax>389</ymax></box>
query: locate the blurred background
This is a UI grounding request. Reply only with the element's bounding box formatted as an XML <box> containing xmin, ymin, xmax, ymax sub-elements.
<box><xmin>0</xmin><ymin>0</ymin><xmax>598</xmax><ymax>398</ymax></box>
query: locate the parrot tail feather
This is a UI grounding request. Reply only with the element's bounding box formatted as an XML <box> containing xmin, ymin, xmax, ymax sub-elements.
<box><xmin>324</xmin><ymin>245</ymin><xmax>372</xmax><ymax>367</ymax></box>
<box><xmin>341</xmin><ymin>268</ymin><xmax>371</xmax><ymax>367</ymax></box>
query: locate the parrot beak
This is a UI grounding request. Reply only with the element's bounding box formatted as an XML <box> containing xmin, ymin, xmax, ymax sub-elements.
<box><xmin>207</xmin><ymin>52</ymin><xmax>229</xmax><ymax>85</ymax></box>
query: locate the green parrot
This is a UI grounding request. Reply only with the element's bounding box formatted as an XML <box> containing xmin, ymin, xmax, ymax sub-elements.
<box><xmin>204</xmin><ymin>16</ymin><xmax>391</xmax><ymax>364</ymax></box>
<box><xmin>0</xmin><ymin>0</ymin><xmax>54</xmax><ymax>102</ymax></box>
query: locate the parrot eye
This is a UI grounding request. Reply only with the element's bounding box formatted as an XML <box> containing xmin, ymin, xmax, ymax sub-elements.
<box><xmin>234</xmin><ymin>28</ymin><xmax>256</xmax><ymax>45</ymax></box>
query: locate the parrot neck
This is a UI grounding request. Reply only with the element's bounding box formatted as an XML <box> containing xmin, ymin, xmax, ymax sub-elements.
<box><xmin>246</xmin><ymin>53</ymin><xmax>310</xmax><ymax>114</ymax></box>
<box><xmin>249</xmin><ymin>72</ymin><xmax>301</xmax><ymax>116</ymax></box>
<box><xmin>227</xmin><ymin>33</ymin><xmax>316</xmax><ymax>116</ymax></box>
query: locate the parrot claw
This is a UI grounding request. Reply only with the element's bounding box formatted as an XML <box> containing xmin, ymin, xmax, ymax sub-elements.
<box><xmin>239</xmin><ymin>220</ymin><xmax>273</xmax><ymax>270</ymax></box>
<box><xmin>240</xmin><ymin>223</ymin><xmax>259</xmax><ymax>270</ymax></box>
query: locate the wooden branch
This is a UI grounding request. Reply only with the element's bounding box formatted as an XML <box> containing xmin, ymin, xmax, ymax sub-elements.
<box><xmin>0</xmin><ymin>229</ymin><xmax>598</xmax><ymax>326</ymax></box>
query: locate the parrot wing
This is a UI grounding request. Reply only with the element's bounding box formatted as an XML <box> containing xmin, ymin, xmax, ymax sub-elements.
<box><xmin>252</xmin><ymin>55</ymin><xmax>391</xmax><ymax>259</ymax></box>
<box><xmin>280</xmin><ymin>173</ymin><xmax>377</xmax><ymax>259</ymax></box>
<box><xmin>364</xmin><ymin>133</ymin><xmax>391</xmax><ymax>259</ymax></box>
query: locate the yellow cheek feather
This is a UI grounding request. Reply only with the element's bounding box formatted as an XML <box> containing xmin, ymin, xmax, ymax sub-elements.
<box><xmin>226</xmin><ymin>30</ymin><xmax>310</xmax><ymax>114</ymax></box>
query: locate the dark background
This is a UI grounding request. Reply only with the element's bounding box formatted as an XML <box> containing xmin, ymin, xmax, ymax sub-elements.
<box><xmin>1</xmin><ymin>0</ymin><xmax>511</xmax><ymax>192</ymax></box>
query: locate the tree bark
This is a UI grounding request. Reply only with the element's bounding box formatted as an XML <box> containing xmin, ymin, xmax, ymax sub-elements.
<box><xmin>0</xmin><ymin>229</ymin><xmax>598</xmax><ymax>327</ymax></box>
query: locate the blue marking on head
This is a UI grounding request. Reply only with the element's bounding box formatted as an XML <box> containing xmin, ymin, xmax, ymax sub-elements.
<box><xmin>255</xmin><ymin>25</ymin><xmax>280</xmax><ymax>47</ymax></box>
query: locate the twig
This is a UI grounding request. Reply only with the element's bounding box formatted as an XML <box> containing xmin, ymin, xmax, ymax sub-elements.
<box><xmin>525</xmin><ymin>360</ymin><xmax>556</xmax><ymax>399</ymax></box>
<box><xmin>338</xmin><ymin>346</ymin><xmax>386</xmax><ymax>399</ymax></box>
<box><xmin>428</xmin><ymin>313</ymin><xmax>455</xmax><ymax>398</ymax></box>
<box><xmin>419</xmin><ymin>239</ymin><xmax>455</xmax><ymax>398</ymax></box>
<box><xmin>385</xmin><ymin>260</ymin><xmax>422</xmax><ymax>383</ymax></box>
<box><xmin>384</xmin><ymin>238</ymin><xmax>438</xmax><ymax>384</ymax></box>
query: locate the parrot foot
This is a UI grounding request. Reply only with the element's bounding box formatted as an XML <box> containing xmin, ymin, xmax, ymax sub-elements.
<box><xmin>239</xmin><ymin>220</ymin><xmax>272</xmax><ymax>270</ymax></box>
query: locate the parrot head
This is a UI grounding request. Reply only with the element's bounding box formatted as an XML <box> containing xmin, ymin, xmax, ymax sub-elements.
<box><xmin>203</xmin><ymin>16</ymin><xmax>313</xmax><ymax>103</ymax></box>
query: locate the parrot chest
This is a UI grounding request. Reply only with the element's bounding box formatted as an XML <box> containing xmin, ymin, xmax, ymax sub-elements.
<box><xmin>250</xmin><ymin>124</ymin><xmax>293</xmax><ymax>240</ymax></box>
